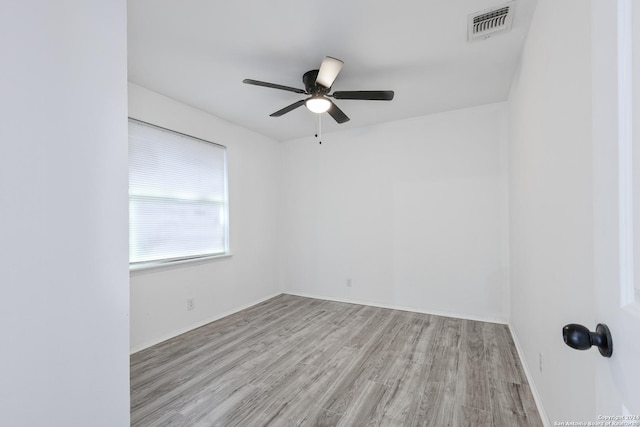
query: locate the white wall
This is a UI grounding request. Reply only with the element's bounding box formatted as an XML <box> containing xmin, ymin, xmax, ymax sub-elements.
<box><xmin>128</xmin><ymin>84</ymin><xmax>282</xmax><ymax>352</ymax></box>
<box><xmin>280</xmin><ymin>103</ymin><xmax>509</xmax><ymax>322</ymax></box>
<box><xmin>0</xmin><ymin>2</ymin><xmax>130</xmax><ymax>426</ymax></box>
<box><xmin>508</xmin><ymin>0</ymin><xmax>595</xmax><ymax>423</ymax></box>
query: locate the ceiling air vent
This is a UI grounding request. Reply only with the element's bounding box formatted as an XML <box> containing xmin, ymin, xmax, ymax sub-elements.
<box><xmin>468</xmin><ymin>2</ymin><xmax>515</xmax><ymax>41</ymax></box>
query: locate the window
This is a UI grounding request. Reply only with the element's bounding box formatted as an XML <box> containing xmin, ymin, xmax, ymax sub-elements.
<box><xmin>128</xmin><ymin>119</ymin><xmax>229</xmax><ymax>267</ymax></box>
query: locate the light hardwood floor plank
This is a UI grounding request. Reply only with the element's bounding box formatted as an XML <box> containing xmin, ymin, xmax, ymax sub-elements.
<box><xmin>455</xmin><ymin>405</ymin><xmax>493</xmax><ymax>427</ymax></box>
<box><xmin>457</xmin><ymin>319</ymin><xmax>492</xmax><ymax>412</ymax></box>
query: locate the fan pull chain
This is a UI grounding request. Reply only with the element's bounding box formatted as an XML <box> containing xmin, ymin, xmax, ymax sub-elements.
<box><xmin>315</xmin><ymin>113</ymin><xmax>322</xmax><ymax>144</ymax></box>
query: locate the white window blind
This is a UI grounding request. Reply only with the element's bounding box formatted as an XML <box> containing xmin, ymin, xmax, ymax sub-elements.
<box><xmin>128</xmin><ymin>119</ymin><xmax>229</xmax><ymax>266</ymax></box>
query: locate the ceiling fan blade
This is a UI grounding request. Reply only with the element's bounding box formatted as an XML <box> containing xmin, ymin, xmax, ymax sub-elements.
<box><xmin>315</xmin><ymin>56</ymin><xmax>344</xmax><ymax>89</ymax></box>
<box><xmin>327</xmin><ymin>100</ymin><xmax>350</xmax><ymax>124</ymax></box>
<box><xmin>270</xmin><ymin>100</ymin><xmax>306</xmax><ymax>117</ymax></box>
<box><xmin>243</xmin><ymin>79</ymin><xmax>306</xmax><ymax>94</ymax></box>
<box><xmin>332</xmin><ymin>90</ymin><xmax>395</xmax><ymax>101</ymax></box>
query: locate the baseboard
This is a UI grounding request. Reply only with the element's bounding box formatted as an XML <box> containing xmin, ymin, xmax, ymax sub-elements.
<box><xmin>130</xmin><ymin>292</ymin><xmax>283</xmax><ymax>354</ymax></box>
<box><xmin>508</xmin><ymin>324</ymin><xmax>550</xmax><ymax>427</ymax></box>
<box><xmin>284</xmin><ymin>291</ymin><xmax>508</xmax><ymax>325</ymax></box>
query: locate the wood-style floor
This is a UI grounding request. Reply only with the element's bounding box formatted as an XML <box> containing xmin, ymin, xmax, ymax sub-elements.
<box><xmin>131</xmin><ymin>294</ymin><xmax>543</xmax><ymax>426</ymax></box>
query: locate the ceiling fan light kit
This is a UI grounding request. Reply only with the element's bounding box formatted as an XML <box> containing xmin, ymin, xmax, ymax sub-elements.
<box><xmin>243</xmin><ymin>56</ymin><xmax>395</xmax><ymax>141</ymax></box>
<box><xmin>305</xmin><ymin>96</ymin><xmax>331</xmax><ymax>114</ymax></box>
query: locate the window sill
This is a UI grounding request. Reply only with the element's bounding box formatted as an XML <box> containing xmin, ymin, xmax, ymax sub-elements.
<box><xmin>129</xmin><ymin>252</ymin><xmax>232</xmax><ymax>275</ymax></box>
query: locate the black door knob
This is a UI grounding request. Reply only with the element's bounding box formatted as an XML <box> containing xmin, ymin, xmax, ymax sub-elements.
<box><xmin>562</xmin><ymin>323</ymin><xmax>613</xmax><ymax>357</ymax></box>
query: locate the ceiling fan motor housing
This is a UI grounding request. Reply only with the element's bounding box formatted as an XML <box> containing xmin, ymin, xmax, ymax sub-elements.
<box><xmin>303</xmin><ymin>70</ymin><xmax>330</xmax><ymax>94</ymax></box>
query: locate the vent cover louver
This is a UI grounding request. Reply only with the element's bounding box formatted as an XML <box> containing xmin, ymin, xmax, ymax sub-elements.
<box><xmin>468</xmin><ymin>2</ymin><xmax>515</xmax><ymax>41</ymax></box>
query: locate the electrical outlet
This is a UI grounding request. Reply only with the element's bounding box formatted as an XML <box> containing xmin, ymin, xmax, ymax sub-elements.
<box><xmin>538</xmin><ymin>352</ymin><xmax>543</xmax><ymax>372</ymax></box>
<box><xmin>346</xmin><ymin>278</ymin><xmax>352</xmax><ymax>287</ymax></box>
<box><xmin>187</xmin><ymin>298</ymin><xmax>195</xmax><ymax>311</ymax></box>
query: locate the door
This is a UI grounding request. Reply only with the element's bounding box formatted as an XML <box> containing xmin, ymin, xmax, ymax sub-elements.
<box><xmin>592</xmin><ymin>0</ymin><xmax>640</xmax><ymax>417</ymax></box>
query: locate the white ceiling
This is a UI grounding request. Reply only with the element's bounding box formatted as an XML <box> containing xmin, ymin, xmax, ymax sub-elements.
<box><xmin>127</xmin><ymin>0</ymin><xmax>537</xmax><ymax>142</ymax></box>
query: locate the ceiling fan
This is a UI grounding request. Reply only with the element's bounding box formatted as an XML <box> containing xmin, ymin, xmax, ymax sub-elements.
<box><xmin>243</xmin><ymin>56</ymin><xmax>394</xmax><ymax>124</ymax></box>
